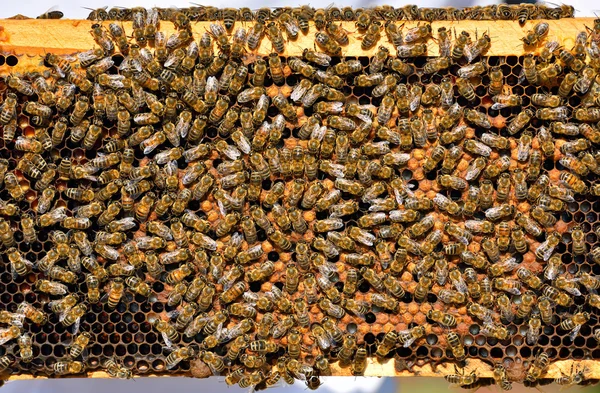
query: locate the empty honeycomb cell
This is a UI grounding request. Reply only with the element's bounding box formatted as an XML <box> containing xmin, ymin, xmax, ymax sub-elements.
<box><xmin>40</xmin><ymin>344</ymin><xmax>52</xmax><ymax>356</ymax></box>
<box><xmin>431</xmin><ymin>347</ymin><xmax>443</xmax><ymax>358</ymax></box>
<box><xmin>6</xmin><ymin>55</ymin><xmax>18</xmax><ymax>67</ymax></box>
<box><xmin>103</xmin><ymin>346</ymin><xmax>115</xmax><ymax>357</ymax></box>
<box><xmin>506</xmin><ymin>346</ymin><xmax>518</xmax><ymax>357</ymax></box>
<box><xmin>559</xmin><ymin>348</ymin><xmax>570</xmax><ymax>359</ymax></box>
<box><xmin>115</xmin><ymin>344</ymin><xmax>127</xmax><ymax>356</ymax></box>
<box><xmin>139</xmin><ymin>344</ymin><xmax>150</xmax><ymax>355</ymax></box>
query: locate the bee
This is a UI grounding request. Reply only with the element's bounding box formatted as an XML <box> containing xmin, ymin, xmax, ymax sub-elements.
<box><xmin>411</xmin><ymin>272</ymin><xmax>433</xmax><ymax>302</ymax></box>
<box><xmin>351</xmin><ymin>347</ymin><xmax>368</xmax><ymax>376</ymax></box>
<box><xmin>314</xmin><ymin>31</ymin><xmax>342</xmax><ymax>55</ymax></box>
<box><xmin>164</xmin><ymin>346</ymin><xmax>197</xmax><ymax>371</ymax></box>
<box><xmin>427</xmin><ymin>310</ymin><xmax>457</xmax><ymax>327</ymax></box>
<box><xmin>263</xmin><ymin>22</ymin><xmax>286</xmax><ymax>53</ymax></box>
<box><xmin>238</xmin><ymin>370</ymin><xmax>264</xmax><ymax>388</ymax></box>
<box><xmin>438</xmin><ymin>174</ymin><xmax>468</xmax><ymax>191</ymax></box>
<box><xmin>16</xmin><ymin>333</ymin><xmax>33</xmax><ymax>363</ymax></box>
<box><xmin>554</xmin><ymin>364</ymin><xmax>587</xmax><ymax>387</ymax></box>
<box><xmin>208</xmin><ymin>22</ymin><xmax>230</xmax><ymax>54</ymax></box>
<box><xmin>90</xmin><ymin>23</ymin><xmax>114</xmax><ymax>54</ymax></box>
<box><xmin>432</xmin><ymin>193</ymin><xmax>461</xmax><ymax>216</ymax></box>
<box><xmin>360</xmin><ymin>20</ymin><xmax>382</xmax><ymax>50</ymax></box>
<box><xmin>454</xmin><ymin>77</ymin><xmax>477</xmax><ymax>102</ymax></box>
<box><xmin>482</xmin><ymin>65</ymin><xmax>504</xmax><ymax>97</ymax></box>
<box><xmin>438</xmin><ymin>332</ymin><xmax>466</xmax><ymax>364</ymax></box>
<box><xmin>60</xmin><ymin>302</ymin><xmax>87</xmax><ymax>331</ymax></box>
<box><xmin>556</xmin><ymin>72</ymin><xmax>578</xmax><ymax>97</ymax></box>
<box><xmin>493</xmin><ymin>277</ymin><xmax>522</xmax><ymax>296</ymax></box>
<box><xmin>103</xmin><ymin>278</ymin><xmax>125</xmax><ymax>309</ymax></box>
<box><xmin>447</xmin><ymin>29</ymin><xmax>469</xmax><ymax>60</ymax></box>
<box><xmin>54</xmin><ymin>359</ymin><xmax>85</xmax><ymax>376</ymax></box>
<box><xmin>276</xmin><ymin>11</ymin><xmax>299</xmax><ymax>40</ymax></box>
<box><xmin>462</xmin><ymin>109</ymin><xmax>490</xmax><ymax>130</ymax></box>
<box><xmin>103</xmin><ymin>358</ymin><xmax>132</xmax><ymax>379</ymax></box>
<box><xmin>0</xmin><ymin>93</ymin><xmax>18</xmax><ymax>125</ymax></box>
<box><xmin>526</xmin><ymin>352</ymin><xmax>550</xmax><ymax>382</ymax></box>
<box><xmin>522</xmin><ymin>22</ymin><xmax>549</xmax><ymax>46</ymax></box>
<box><xmin>65</xmin><ymin>331</ymin><xmax>93</xmax><ymax>359</ymax></box>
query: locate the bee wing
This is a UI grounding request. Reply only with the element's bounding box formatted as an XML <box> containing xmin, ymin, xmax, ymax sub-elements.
<box><xmin>317</xmin><ymin>262</ymin><xmax>338</xmax><ymax>278</ymax></box>
<box><xmin>161</xmin><ymin>332</ymin><xmax>174</xmax><ymax>348</ymax></box>
<box><xmin>209</xmin><ymin>23</ymin><xmax>223</xmax><ymax>37</ymax></box>
<box><xmin>401</xmin><ymin>334</ymin><xmax>417</xmax><ymax>348</ymax></box>
<box><xmin>541</xmin><ymin>247</ymin><xmax>555</xmax><ymax>262</ymax></box>
<box><xmin>0</xmin><ymin>331</ymin><xmax>14</xmax><ymax>345</ymax></box>
<box><xmin>10</xmin><ymin>313</ymin><xmax>25</xmax><ymax>328</ymax></box>
<box><xmin>330</xmin><ymin>102</ymin><xmax>344</xmax><ymax>113</ymax></box>
<box><xmin>409</xmin><ymin>92</ymin><xmax>421</xmax><ymax>112</ymax></box>
<box><xmin>48</xmin><ymin>282</ymin><xmax>68</xmax><ymax>295</ymax></box>
<box><xmin>72</xmin><ymin>318</ymin><xmax>81</xmax><ymax>335</ymax></box>
<box><xmin>480</xmin><ymin>323</ymin><xmax>495</xmax><ymax>338</ymax></box>
<box><xmin>506</xmin><ymin>287</ymin><xmax>521</xmax><ymax>296</ymax></box>
<box><xmin>491</xmin><ymin>103</ymin><xmax>510</xmax><ymax>110</ymax></box>
<box><xmin>283</xmin><ymin>22</ymin><xmax>299</xmax><ymax>38</ymax></box>
<box><xmin>310</xmin><ymin>125</ymin><xmax>327</xmax><ymax>141</ymax></box>
<box><xmin>48</xmin><ymin>298</ymin><xmax>65</xmax><ymax>310</ymax></box>
<box><xmin>313</xmin><ymin>53</ymin><xmax>331</xmax><ymax>66</ymax></box>
<box><xmin>290</xmin><ymin>83</ymin><xmax>309</xmax><ymax>102</ymax></box>
<box><xmin>452</xmin><ymin>276</ymin><xmax>468</xmax><ymax>294</ymax></box>
<box><xmin>215</xmin><ymin>323</ymin><xmax>228</xmax><ymax>342</ymax></box>
<box><xmin>166</xmin><ymin>310</ymin><xmax>181</xmax><ymax>319</ymax></box>
<box><xmin>206</xmin><ymin>76</ymin><xmax>218</xmax><ymax>93</ymax></box>
<box><xmin>184</xmin><ymin>323</ymin><xmax>199</xmax><ymax>338</ymax></box>
<box><xmin>329</xmin><ymin>164</ymin><xmax>346</xmax><ymax>178</ymax></box>
<box><xmin>398</xmin><ymin>330</ymin><xmax>417</xmax><ymax>347</ymax></box>
<box><xmin>499</xmin><ymin>257</ymin><xmax>519</xmax><ymax>270</ymax></box>
<box><xmin>569</xmin><ymin>324</ymin><xmax>582</xmax><ymax>341</ymax></box>
<box><xmin>355</xmin><ymin>112</ymin><xmax>374</xmax><ymax>123</ymax></box>
<box><xmin>485</xmin><ymin>206</ymin><xmax>501</xmax><ymax>219</ymax></box>
<box><xmin>563</xmin><ymin>287</ymin><xmax>582</xmax><ymax>297</ymax></box>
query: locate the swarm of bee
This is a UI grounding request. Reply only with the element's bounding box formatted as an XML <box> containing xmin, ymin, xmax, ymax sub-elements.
<box><xmin>81</xmin><ymin>4</ymin><xmax>575</xmax><ymax>25</ymax></box>
<box><xmin>0</xmin><ymin>5</ymin><xmax>599</xmax><ymax>391</ymax></box>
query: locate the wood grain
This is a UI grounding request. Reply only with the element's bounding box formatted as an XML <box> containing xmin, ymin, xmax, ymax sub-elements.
<box><xmin>0</xmin><ymin>18</ymin><xmax>596</xmax><ymax>75</ymax></box>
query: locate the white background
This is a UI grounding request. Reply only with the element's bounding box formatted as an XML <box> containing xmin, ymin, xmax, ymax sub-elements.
<box><xmin>0</xmin><ymin>1</ymin><xmax>596</xmax><ymax>393</ymax></box>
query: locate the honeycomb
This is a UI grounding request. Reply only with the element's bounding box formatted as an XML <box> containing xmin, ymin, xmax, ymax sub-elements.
<box><xmin>0</xmin><ymin>6</ymin><xmax>598</xmax><ymax>391</ymax></box>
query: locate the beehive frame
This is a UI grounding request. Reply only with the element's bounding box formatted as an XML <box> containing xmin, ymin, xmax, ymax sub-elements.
<box><xmin>0</xmin><ymin>7</ymin><xmax>599</xmax><ymax>389</ymax></box>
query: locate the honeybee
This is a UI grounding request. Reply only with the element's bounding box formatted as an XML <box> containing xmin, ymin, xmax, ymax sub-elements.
<box><xmin>351</xmin><ymin>347</ymin><xmax>368</xmax><ymax>376</ymax></box>
<box><xmin>521</xmin><ymin>22</ymin><xmax>549</xmax><ymax>46</ymax></box>
<box><xmin>103</xmin><ymin>358</ymin><xmax>133</xmax><ymax>379</ymax></box>
<box><xmin>64</xmin><ymin>331</ymin><xmax>93</xmax><ymax>359</ymax></box>
<box><xmin>54</xmin><ymin>359</ymin><xmax>85</xmax><ymax>376</ymax></box>
<box><xmin>465</xmin><ymin>109</ymin><xmax>491</xmax><ymax>128</ymax></box>
<box><xmin>396</xmin><ymin>42</ymin><xmax>428</xmax><ymax>58</ymax></box>
<box><xmin>465</xmin><ymin>31</ymin><xmax>491</xmax><ymax>62</ymax></box>
<box><xmin>445</xmin><ymin>366</ymin><xmax>478</xmax><ymax>387</ymax></box>
<box><xmin>526</xmin><ymin>351</ymin><xmax>550</xmax><ymax>382</ymax></box>
<box><xmin>433</xmin><ymin>193</ymin><xmax>461</xmax><ymax>215</ymax></box>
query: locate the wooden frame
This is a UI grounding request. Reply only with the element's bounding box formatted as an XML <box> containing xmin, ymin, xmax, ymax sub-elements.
<box><xmin>0</xmin><ymin>16</ymin><xmax>599</xmax><ymax>382</ymax></box>
<box><xmin>0</xmin><ymin>18</ymin><xmax>596</xmax><ymax>75</ymax></box>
